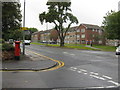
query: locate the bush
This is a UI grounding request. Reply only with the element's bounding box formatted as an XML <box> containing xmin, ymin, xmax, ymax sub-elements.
<box><xmin>0</xmin><ymin>39</ymin><xmax>5</xmax><ymax>43</ymax></box>
<box><xmin>2</xmin><ymin>43</ymin><xmax>15</xmax><ymax>51</ymax></box>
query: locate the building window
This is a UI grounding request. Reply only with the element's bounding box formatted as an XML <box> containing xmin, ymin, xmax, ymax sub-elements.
<box><xmin>77</xmin><ymin>40</ymin><xmax>80</xmax><ymax>42</ymax></box>
<box><xmin>93</xmin><ymin>35</ymin><xmax>95</xmax><ymax>37</ymax></box>
<box><xmin>81</xmin><ymin>40</ymin><xmax>85</xmax><ymax>44</ymax></box>
<box><xmin>81</xmin><ymin>34</ymin><xmax>85</xmax><ymax>38</ymax></box>
<box><xmin>92</xmin><ymin>29</ymin><xmax>95</xmax><ymax>32</ymax></box>
<box><xmin>81</xmin><ymin>28</ymin><xmax>85</xmax><ymax>32</ymax></box>
<box><xmin>77</xmin><ymin>35</ymin><xmax>80</xmax><ymax>38</ymax></box>
<box><xmin>77</xmin><ymin>29</ymin><xmax>80</xmax><ymax>32</ymax></box>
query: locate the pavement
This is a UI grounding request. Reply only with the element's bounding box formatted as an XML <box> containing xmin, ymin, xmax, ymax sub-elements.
<box><xmin>2</xmin><ymin>50</ymin><xmax>58</xmax><ymax>71</ymax></box>
<box><xmin>85</xmin><ymin>45</ymin><xmax>102</xmax><ymax>50</ymax></box>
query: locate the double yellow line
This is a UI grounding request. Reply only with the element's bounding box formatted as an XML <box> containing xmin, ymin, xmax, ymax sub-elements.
<box><xmin>1</xmin><ymin>50</ymin><xmax>64</xmax><ymax>72</ymax></box>
<box><xmin>27</xmin><ymin>50</ymin><xmax>65</xmax><ymax>71</ymax></box>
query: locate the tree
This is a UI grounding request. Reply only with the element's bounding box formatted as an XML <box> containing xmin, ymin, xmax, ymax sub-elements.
<box><xmin>102</xmin><ymin>11</ymin><xmax>120</xmax><ymax>39</ymax></box>
<box><xmin>29</xmin><ymin>28</ymin><xmax>38</xmax><ymax>33</ymax></box>
<box><xmin>25</xmin><ymin>28</ymin><xmax>38</xmax><ymax>40</ymax></box>
<box><xmin>2</xmin><ymin>2</ymin><xmax>22</xmax><ymax>40</ymax></box>
<box><xmin>39</xmin><ymin>1</ymin><xmax>78</xmax><ymax>46</ymax></box>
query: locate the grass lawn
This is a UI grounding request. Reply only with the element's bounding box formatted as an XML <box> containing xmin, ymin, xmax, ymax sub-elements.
<box><xmin>31</xmin><ymin>42</ymin><xmax>116</xmax><ymax>52</ymax></box>
<box><xmin>31</xmin><ymin>42</ymin><xmax>99</xmax><ymax>51</ymax></box>
<box><xmin>92</xmin><ymin>45</ymin><xmax>116</xmax><ymax>52</ymax></box>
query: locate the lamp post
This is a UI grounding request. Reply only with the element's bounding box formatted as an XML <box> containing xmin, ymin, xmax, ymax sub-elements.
<box><xmin>22</xmin><ymin>0</ymin><xmax>26</xmax><ymax>55</ymax></box>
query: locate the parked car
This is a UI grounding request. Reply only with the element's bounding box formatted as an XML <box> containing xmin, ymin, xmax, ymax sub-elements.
<box><xmin>24</xmin><ymin>40</ymin><xmax>31</xmax><ymax>45</ymax></box>
<box><xmin>116</xmin><ymin>46</ymin><xmax>120</xmax><ymax>55</ymax></box>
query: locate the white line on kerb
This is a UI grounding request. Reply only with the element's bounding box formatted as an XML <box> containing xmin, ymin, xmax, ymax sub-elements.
<box><xmin>105</xmin><ymin>86</ymin><xmax>116</xmax><ymax>88</ymax></box>
<box><xmin>102</xmin><ymin>75</ymin><xmax>112</xmax><ymax>80</ymax></box>
<box><xmin>108</xmin><ymin>81</ymin><xmax>120</xmax><ymax>86</ymax></box>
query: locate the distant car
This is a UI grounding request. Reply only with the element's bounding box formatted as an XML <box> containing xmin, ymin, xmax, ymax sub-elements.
<box><xmin>116</xmin><ymin>46</ymin><xmax>120</xmax><ymax>55</ymax></box>
<box><xmin>24</xmin><ymin>40</ymin><xmax>31</xmax><ymax>45</ymax></box>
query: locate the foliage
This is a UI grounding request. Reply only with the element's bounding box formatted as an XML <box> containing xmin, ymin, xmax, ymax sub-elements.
<box><xmin>2</xmin><ymin>2</ymin><xmax>22</xmax><ymax>40</ymax></box>
<box><xmin>103</xmin><ymin>11</ymin><xmax>120</xmax><ymax>39</ymax></box>
<box><xmin>0</xmin><ymin>39</ymin><xmax>5</xmax><ymax>43</ymax></box>
<box><xmin>28</xmin><ymin>28</ymin><xmax>38</xmax><ymax>33</ymax></box>
<box><xmin>2</xmin><ymin>43</ymin><xmax>14</xmax><ymax>51</ymax></box>
<box><xmin>25</xmin><ymin>28</ymin><xmax>38</xmax><ymax>40</ymax></box>
<box><xmin>39</xmin><ymin>1</ymin><xmax>78</xmax><ymax>46</ymax></box>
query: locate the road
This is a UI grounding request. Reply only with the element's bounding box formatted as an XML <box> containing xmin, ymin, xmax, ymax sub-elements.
<box><xmin>2</xmin><ymin>44</ymin><xmax>120</xmax><ymax>89</ymax></box>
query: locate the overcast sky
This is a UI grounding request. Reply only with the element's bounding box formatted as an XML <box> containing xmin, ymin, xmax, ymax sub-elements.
<box><xmin>20</xmin><ymin>0</ymin><xmax>120</xmax><ymax>31</ymax></box>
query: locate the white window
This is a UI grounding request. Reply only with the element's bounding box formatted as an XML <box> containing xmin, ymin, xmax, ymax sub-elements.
<box><xmin>81</xmin><ymin>28</ymin><xmax>85</xmax><ymax>32</ymax></box>
<box><xmin>81</xmin><ymin>34</ymin><xmax>85</xmax><ymax>38</ymax></box>
<box><xmin>77</xmin><ymin>35</ymin><xmax>79</xmax><ymax>38</ymax></box>
<box><xmin>77</xmin><ymin>29</ymin><xmax>80</xmax><ymax>32</ymax></box>
<box><xmin>93</xmin><ymin>35</ymin><xmax>95</xmax><ymax>37</ymax></box>
<box><xmin>92</xmin><ymin>29</ymin><xmax>95</xmax><ymax>32</ymax></box>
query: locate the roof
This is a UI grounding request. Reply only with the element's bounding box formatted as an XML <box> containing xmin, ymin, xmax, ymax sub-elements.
<box><xmin>80</xmin><ymin>24</ymin><xmax>103</xmax><ymax>30</ymax></box>
<box><xmin>68</xmin><ymin>26</ymin><xmax>79</xmax><ymax>32</ymax></box>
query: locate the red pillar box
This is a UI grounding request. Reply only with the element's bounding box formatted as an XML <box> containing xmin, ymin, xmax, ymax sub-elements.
<box><xmin>14</xmin><ymin>41</ymin><xmax>21</xmax><ymax>60</ymax></box>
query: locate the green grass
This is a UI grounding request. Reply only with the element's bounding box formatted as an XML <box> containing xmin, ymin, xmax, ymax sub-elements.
<box><xmin>31</xmin><ymin>42</ymin><xmax>116</xmax><ymax>52</ymax></box>
<box><xmin>93</xmin><ymin>45</ymin><xmax>116</xmax><ymax>52</ymax></box>
<box><xmin>31</xmin><ymin>42</ymin><xmax>98</xmax><ymax>51</ymax></box>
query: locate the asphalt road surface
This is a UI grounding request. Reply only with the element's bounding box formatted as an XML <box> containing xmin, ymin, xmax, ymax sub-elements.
<box><xmin>2</xmin><ymin>44</ymin><xmax>120</xmax><ymax>89</ymax></box>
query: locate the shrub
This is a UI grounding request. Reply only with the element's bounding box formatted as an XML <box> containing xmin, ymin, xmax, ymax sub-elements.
<box><xmin>0</xmin><ymin>39</ymin><xmax>5</xmax><ymax>43</ymax></box>
<box><xmin>2</xmin><ymin>43</ymin><xmax>15</xmax><ymax>51</ymax></box>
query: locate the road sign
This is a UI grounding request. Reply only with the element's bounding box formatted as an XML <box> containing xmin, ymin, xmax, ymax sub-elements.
<box><xmin>20</xmin><ymin>27</ymin><xmax>28</xmax><ymax>30</ymax></box>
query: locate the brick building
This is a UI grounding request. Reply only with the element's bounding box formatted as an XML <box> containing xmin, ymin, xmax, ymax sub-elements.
<box><xmin>31</xmin><ymin>23</ymin><xmax>105</xmax><ymax>45</ymax></box>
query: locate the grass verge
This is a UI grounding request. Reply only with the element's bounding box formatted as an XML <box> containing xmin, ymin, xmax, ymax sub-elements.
<box><xmin>31</xmin><ymin>42</ymin><xmax>101</xmax><ymax>51</ymax></box>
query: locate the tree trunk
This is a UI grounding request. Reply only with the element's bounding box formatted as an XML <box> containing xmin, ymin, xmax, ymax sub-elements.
<box><xmin>60</xmin><ymin>38</ymin><xmax>64</xmax><ymax>47</ymax></box>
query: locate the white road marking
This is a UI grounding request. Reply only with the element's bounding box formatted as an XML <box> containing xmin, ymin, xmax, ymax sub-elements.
<box><xmin>102</xmin><ymin>75</ymin><xmax>112</xmax><ymax>80</ymax></box>
<box><xmin>70</xmin><ymin>54</ymin><xmax>75</xmax><ymax>56</ymax></box>
<box><xmin>69</xmin><ymin>67</ymin><xmax>119</xmax><ymax>87</ymax></box>
<box><xmin>63</xmin><ymin>52</ymin><xmax>68</xmax><ymax>54</ymax></box>
<box><xmin>90</xmin><ymin>72</ymin><xmax>99</xmax><ymax>75</ymax></box>
<box><xmin>90</xmin><ymin>74</ymin><xmax>106</xmax><ymax>80</ymax></box>
<box><xmin>79</xmin><ymin>69</ymin><xmax>87</xmax><ymax>72</ymax></box>
<box><xmin>108</xmin><ymin>81</ymin><xmax>120</xmax><ymax>86</ymax></box>
<box><xmin>83</xmin><ymin>73</ymin><xmax>88</xmax><ymax>75</ymax></box>
<box><xmin>71</xmin><ymin>69</ymin><xmax>76</xmax><ymax>71</ymax></box>
<box><xmin>72</xmin><ymin>67</ymin><xmax>77</xmax><ymax>69</ymax></box>
<box><xmin>77</xmin><ymin>71</ymin><xmax>82</xmax><ymax>73</ymax></box>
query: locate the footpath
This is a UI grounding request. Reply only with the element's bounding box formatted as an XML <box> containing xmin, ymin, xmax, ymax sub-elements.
<box><xmin>2</xmin><ymin>50</ymin><xmax>57</xmax><ymax>71</ymax></box>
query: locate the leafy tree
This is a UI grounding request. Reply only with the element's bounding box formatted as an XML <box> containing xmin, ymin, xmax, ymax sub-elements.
<box><xmin>25</xmin><ymin>28</ymin><xmax>38</xmax><ymax>40</ymax></box>
<box><xmin>28</xmin><ymin>28</ymin><xmax>38</xmax><ymax>33</ymax></box>
<box><xmin>103</xmin><ymin>11</ymin><xmax>120</xmax><ymax>39</ymax></box>
<box><xmin>2</xmin><ymin>2</ymin><xmax>22</xmax><ymax>40</ymax></box>
<box><xmin>39</xmin><ymin>1</ymin><xmax>78</xmax><ymax>46</ymax></box>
